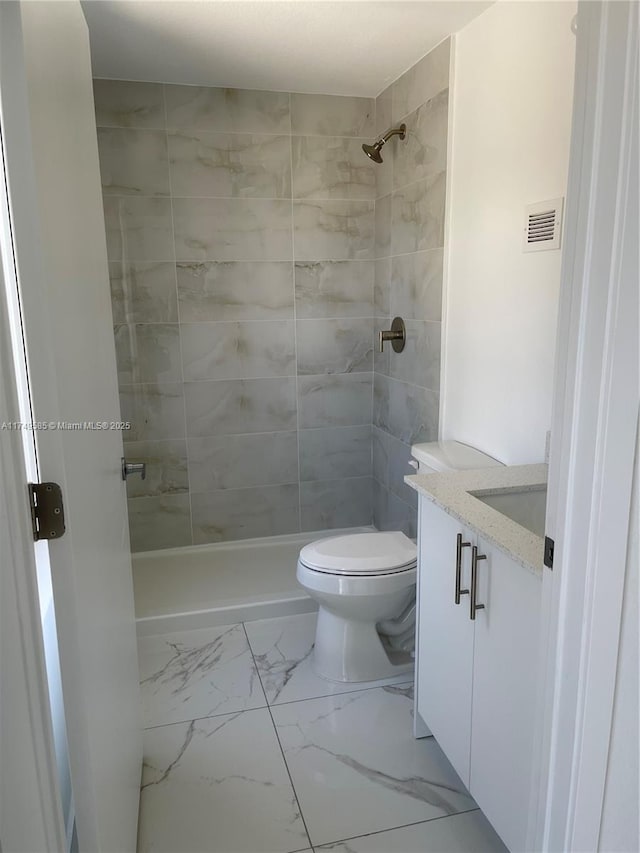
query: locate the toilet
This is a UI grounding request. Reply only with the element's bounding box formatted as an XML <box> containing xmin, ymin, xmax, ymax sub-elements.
<box><xmin>297</xmin><ymin>440</ymin><xmax>503</xmax><ymax>683</ymax></box>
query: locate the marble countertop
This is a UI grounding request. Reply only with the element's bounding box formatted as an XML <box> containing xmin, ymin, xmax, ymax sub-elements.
<box><xmin>405</xmin><ymin>463</ymin><xmax>548</xmax><ymax>576</ymax></box>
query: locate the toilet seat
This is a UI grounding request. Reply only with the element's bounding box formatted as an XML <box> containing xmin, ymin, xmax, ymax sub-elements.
<box><xmin>299</xmin><ymin>531</ymin><xmax>417</xmax><ymax>577</ymax></box>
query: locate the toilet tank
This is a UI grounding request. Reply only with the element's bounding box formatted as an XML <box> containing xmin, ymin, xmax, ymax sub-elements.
<box><xmin>410</xmin><ymin>440</ymin><xmax>503</xmax><ymax>475</ymax></box>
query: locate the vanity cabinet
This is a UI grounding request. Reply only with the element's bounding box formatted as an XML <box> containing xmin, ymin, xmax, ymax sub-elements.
<box><xmin>416</xmin><ymin>497</ymin><xmax>542</xmax><ymax>852</ymax></box>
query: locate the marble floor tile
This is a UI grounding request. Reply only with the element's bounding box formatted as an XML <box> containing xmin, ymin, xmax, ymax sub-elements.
<box><xmin>138</xmin><ymin>623</ymin><xmax>266</xmax><ymax>728</ymax></box>
<box><xmin>138</xmin><ymin>708</ymin><xmax>309</xmax><ymax>853</ymax></box>
<box><xmin>245</xmin><ymin>612</ymin><xmax>413</xmax><ymax>706</ymax></box>
<box><xmin>272</xmin><ymin>687</ymin><xmax>475</xmax><ymax>847</ymax></box>
<box><xmin>316</xmin><ymin>810</ymin><xmax>506</xmax><ymax>853</ymax></box>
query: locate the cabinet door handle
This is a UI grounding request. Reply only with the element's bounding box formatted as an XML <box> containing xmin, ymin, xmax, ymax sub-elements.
<box><xmin>455</xmin><ymin>533</ymin><xmax>471</xmax><ymax>604</ymax></box>
<box><xmin>470</xmin><ymin>546</ymin><xmax>487</xmax><ymax>620</ymax></box>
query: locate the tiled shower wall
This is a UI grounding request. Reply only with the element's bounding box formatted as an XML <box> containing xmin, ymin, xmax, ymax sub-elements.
<box><xmin>94</xmin><ymin>82</ymin><xmax>378</xmax><ymax>550</ymax></box>
<box><xmin>372</xmin><ymin>39</ymin><xmax>450</xmax><ymax>537</ymax></box>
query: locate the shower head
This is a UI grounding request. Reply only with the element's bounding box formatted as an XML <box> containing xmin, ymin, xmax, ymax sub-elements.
<box><xmin>362</xmin><ymin>123</ymin><xmax>406</xmax><ymax>163</ymax></box>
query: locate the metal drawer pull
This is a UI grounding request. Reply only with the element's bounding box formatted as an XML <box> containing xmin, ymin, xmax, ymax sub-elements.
<box><xmin>470</xmin><ymin>546</ymin><xmax>486</xmax><ymax>620</ymax></box>
<box><xmin>455</xmin><ymin>533</ymin><xmax>471</xmax><ymax>604</ymax></box>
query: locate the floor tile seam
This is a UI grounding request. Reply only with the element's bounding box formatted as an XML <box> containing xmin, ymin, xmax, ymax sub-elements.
<box><xmin>263</xmin><ymin>679</ymin><xmax>415</xmax><ymax>713</ymax></box>
<box><xmin>142</xmin><ymin>702</ymin><xmax>271</xmax><ymax>732</ymax></box>
<box><xmin>241</xmin><ymin>622</ymin><xmax>314</xmax><ymax>852</ymax></box>
<box><xmin>312</xmin><ymin>806</ymin><xmax>482</xmax><ymax>849</ymax></box>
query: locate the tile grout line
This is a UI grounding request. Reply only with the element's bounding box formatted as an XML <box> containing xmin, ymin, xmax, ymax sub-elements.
<box><xmin>313</xmin><ymin>807</ymin><xmax>482</xmax><ymax>850</ymax></box>
<box><xmin>241</xmin><ymin>621</ymin><xmax>314</xmax><ymax>852</ymax></box>
<box><xmin>161</xmin><ymin>82</ymin><xmax>194</xmax><ymax>548</ymax></box>
<box><xmin>290</xmin><ymin>92</ymin><xmax>303</xmax><ymax>536</ymax></box>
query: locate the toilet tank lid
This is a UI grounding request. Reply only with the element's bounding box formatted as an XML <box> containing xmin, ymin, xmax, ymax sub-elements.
<box><xmin>411</xmin><ymin>440</ymin><xmax>503</xmax><ymax>472</ymax></box>
<box><xmin>299</xmin><ymin>532</ymin><xmax>417</xmax><ymax>574</ymax></box>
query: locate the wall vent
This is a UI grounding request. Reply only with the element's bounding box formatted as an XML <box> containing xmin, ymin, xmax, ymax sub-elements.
<box><xmin>523</xmin><ymin>198</ymin><xmax>564</xmax><ymax>252</ymax></box>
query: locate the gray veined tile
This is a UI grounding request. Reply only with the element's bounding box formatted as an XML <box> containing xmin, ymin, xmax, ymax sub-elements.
<box><xmin>296</xmin><ymin>318</ymin><xmax>373</xmax><ymax>375</ymax></box>
<box><xmin>176</xmin><ymin>261</ymin><xmax>294</xmax><ymax>322</ymax></box>
<box><xmin>373</xmin><ymin>374</ymin><xmax>439</xmax><ymax>446</ymax></box>
<box><xmin>299</xmin><ymin>425</ymin><xmax>372</xmax><ymax>481</ymax></box>
<box><xmin>391</xmin><ymin>171</ymin><xmax>446</xmax><ymax>256</ymax></box>
<box><xmin>374</xmin><ymin>257</ymin><xmax>391</xmax><ymax>318</ymax></box>
<box><xmin>290</xmin><ymin>93</ymin><xmax>375</xmax><ymax>137</ymax></box>
<box><xmin>109</xmin><ymin>262</ymin><xmax>178</xmax><ymax>324</ymax></box>
<box><xmin>292</xmin><ymin>136</ymin><xmax>375</xmax><ymax>200</ymax></box>
<box><xmin>168</xmin><ymin>130</ymin><xmax>291</xmax><ymax>198</ymax></box>
<box><xmin>138</xmin><ymin>709</ymin><xmax>309</xmax><ymax>853</ymax></box>
<box><xmin>372</xmin><ymin>426</ymin><xmax>392</xmax><ymax>487</ymax></box>
<box><xmin>393</xmin><ymin>88</ymin><xmax>449</xmax><ymax>192</ymax></box>
<box><xmin>300</xmin><ymin>477</ymin><xmax>373</xmax><ymax>531</ymax></box>
<box><xmin>294</xmin><ymin>260</ymin><xmax>373</xmax><ymax>319</ymax></box>
<box><xmin>191</xmin><ymin>484</ymin><xmax>299</xmax><ymax>544</ymax></box>
<box><xmin>375</xmin><ymin>193</ymin><xmax>391</xmax><ymax>259</ymax></box>
<box><xmin>388</xmin><ymin>320</ymin><xmax>441</xmax><ymax>392</ymax></box>
<box><xmin>185</xmin><ymin>376</ymin><xmax>297</xmax><ymax>437</ymax></box>
<box><xmin>375</xmin><ymin>84</ymin><xmax>393</xmax><ymax>137</ymax></box>
<box><xmin>97</xmin><ymin>127</ymin><xmax>170</xmax><ymax>196</ymax></box>
<box><xmin>114</xmin><ymin>323</ymin><xmax>181</xmax><ymax>385</ymax></box>
<box><xmin>293</xmin><ymin>200</ymin><xmax>374</xmax><ymax>261</ymax></box>
<box><xmin>128</xmin><ymin>494</ymin><xmax>192</xmax><ymax>552</ymax></box>
<box><xmin>120</xmin><ymin>382</ymin><xmax>186</xmax><ymax>442</ymax></box>
<box><xmin>123</xmin><ymin>439</ymin><xmax>188</xmax><ymax>499</ymax></box>
<box><xmin>181</xmin><ymin>320</ymin><xmax>295</xmax><ymax>381</ymax></box>
<box><xmin>315</xmin><ymin>810</ymin><xmax>507</xmax><ymax>853</ymax></box>
<box><xmin>385</xmin><ymin>432</ymin><xmax>419</xmax><ymax>508</ymax></box>
<box><xmin>373</xmin><ymin>480</ymin><xmax>417</xmax><ymax>540</ymax></box>
<box><xmin>93</xmin><ymin>79</ymin><xmax>165</xmax><ymax>129</ymax></box>
<box><xmin>188</xmin><ymin>431</ymin><xmax>298</xmax><ymax>492</ymax></box>
<box><xmin>373</xmin><ymin>317</ymin><xmax>391</xmax><ymax>376</ymax></box>
<box><xmin>390</xmin><ymin>248</ymin><xmax>443</xmax><ymax>322</ymax></box>
<box><xmin>392</xmin><ymin>38</ymin><xmax>451</xmax><ymax>124</ymax></box>
<box><xmin>103</xmin><ymin>197</ymin><xmax>174</xmax><ymax>262</ymax></box>
<box><xmin>245</xmin><ymin>612</ymin><xmax>413</xmax><ymax>707</ymax></box>
<box><xmin>297</xmin><ymin>373</ymin><xmax>372</xmax><ymax>428</ymax></box>
<box><xmin>137</xmin><ymin>623</ymin><xmax>266</xmax><ymax>727</ymax></box>
<box><xmin>164</xmin><ymin>85</ymin><xmax>291</xmax><ymax>134</ymax></box>
<box><xmin>271</xmin><ymin>686</ymin><xmax>475</xmax><ymax>847</ymax></box>
<box><xmin>173</xmin><ymin>197</ymin><xmax>292</xmax><ymax>261</ymax></box>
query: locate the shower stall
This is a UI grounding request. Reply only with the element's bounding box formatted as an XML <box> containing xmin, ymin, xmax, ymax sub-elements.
<box><xmin>94</xmin><ymin>42</ymin><xmax>449</xmax><ymax>631</ymax></box>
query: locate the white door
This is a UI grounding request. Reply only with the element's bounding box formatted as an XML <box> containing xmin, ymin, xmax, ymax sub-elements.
<box><xmin>417</xmin><ymin>499</ymin><xmax>474</xmax><ymax>785</ymax></box>
<box><xmin>0</xmin><ymin>3</ymin><xmax>142</xmax><ymax>851</ymax></box>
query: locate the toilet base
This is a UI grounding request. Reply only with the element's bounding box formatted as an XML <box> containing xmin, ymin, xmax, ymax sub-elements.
<box><xmin>312</xmin><ymin>606</ymin><xmax>414</xmax><ymax>683</ymax></box>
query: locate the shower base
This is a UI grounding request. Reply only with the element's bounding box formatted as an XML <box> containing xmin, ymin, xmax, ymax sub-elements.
<box><xmin>133</xmin><ymin>526</ymin><xmax>374</xmax><ymax>636</ymax></box>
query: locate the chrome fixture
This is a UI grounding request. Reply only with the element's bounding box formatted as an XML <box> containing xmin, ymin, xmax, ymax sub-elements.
<box><xmin>121</xmin><ymin>458</ymin><xmax>146</xmax><ymax>481</ymax></box>
<box><xmin>362</xmin><ymin>124</ymin><xmax>406</xmax><ymax>163</ymax></box>
<box><xmin>379</xmin><ymin>316</ymin><xmax>406</xmax><ymax>353</ymax></box>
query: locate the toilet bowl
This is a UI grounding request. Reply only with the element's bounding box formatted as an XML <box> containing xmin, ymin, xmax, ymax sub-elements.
<box><xmin>297</xmin><ymin>440</ymin><xmax>504</xmax><ymax>684</ymax></box>
<box><xmin>297</xmin><ymin>531</ymin><xmax>417</xmax><ymax>682</ymax></box>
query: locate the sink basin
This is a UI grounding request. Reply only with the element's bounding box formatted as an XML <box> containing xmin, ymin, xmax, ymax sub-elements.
<box><xmin>472</xmin><ymin>487</ymin><xmax>547</xmax><ymax>538</ymax></box>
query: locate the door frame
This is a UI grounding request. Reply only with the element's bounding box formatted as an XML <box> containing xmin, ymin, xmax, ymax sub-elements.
<box><xmin>530</xmin><ymin>1</ymin><xmax>639</xmax><ymax>850</ymax></box>
<box><xmin>0</xmin><ymin>153</ymin><xmax>65</xmax><ymax>851</ymax></box>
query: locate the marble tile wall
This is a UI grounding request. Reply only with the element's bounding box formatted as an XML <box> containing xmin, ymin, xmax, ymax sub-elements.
<box><xmin>94</xmin><ymin>80</ymin><xmax>377</xmax><ymax>550</ymax></box>
<box><xmin>372</xmin><ymin>39</ymin><xmax>450</xmax><ymax>537</ymax></box>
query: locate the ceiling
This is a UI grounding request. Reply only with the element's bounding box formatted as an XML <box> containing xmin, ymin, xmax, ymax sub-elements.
<box><xmin>82</xmin><ymin>1</ymin><xmax>492</xmax><ymax>97</ymax></box>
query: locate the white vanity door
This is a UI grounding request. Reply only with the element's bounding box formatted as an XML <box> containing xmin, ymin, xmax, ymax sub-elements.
<box><xmin>417</xmin><ymin>499</ymin><xmax>475</xmax><ymax>786</ymax></box>
<box><xmin>469</xmin><ymin>537</ymin><xmax>542</xmax><ymax>852</ymax></box>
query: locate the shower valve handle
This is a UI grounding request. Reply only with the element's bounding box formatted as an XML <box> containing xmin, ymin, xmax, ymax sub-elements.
<box><xmin>379</xmin><ymin>317</ymin><xmax>406</xmax><ymax>353</ymax></box>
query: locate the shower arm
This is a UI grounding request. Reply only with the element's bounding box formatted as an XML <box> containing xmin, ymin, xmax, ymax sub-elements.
<box><xmin>379</xmin><ymin>125</ymin><xmax>406</xmax><ymax>144</ymax></box>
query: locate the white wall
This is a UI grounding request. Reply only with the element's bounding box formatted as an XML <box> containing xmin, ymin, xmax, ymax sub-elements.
<box><xmin>442</xmin><ymin>1</ymin><xmax>576</xmax><ymax>464</ymax></box>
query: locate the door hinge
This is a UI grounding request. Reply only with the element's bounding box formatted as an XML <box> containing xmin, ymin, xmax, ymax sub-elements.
<box><xmin>28</xmin><ymin>482</ymin><xmax>66</xmax><ymax>541</ymax></box>
<box><xmin>544</xmin><ymin>535</ymin><xmax>554</xmax><ymax>570</ymax></box>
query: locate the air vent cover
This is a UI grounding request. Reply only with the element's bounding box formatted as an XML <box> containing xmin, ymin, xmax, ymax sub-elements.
<box><xmin>523</xmin><ymin>198</ymin><xmax>564</xmax><ymax>252</ymax></box>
